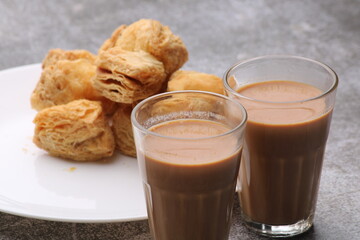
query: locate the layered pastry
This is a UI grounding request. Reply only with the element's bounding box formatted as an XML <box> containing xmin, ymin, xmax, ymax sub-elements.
<box><xmin>167</xmin><ymin>70</ymin><xmax>224</xmax><ymax>94</ymax></box>
<box><xmin>94</xmin><ymin>47</ymin><xmax>166</xmax><ymax>104</ymax></box>
<box><xmin>33</xmin><ymin>99</ymin><xmax>115</xmax><ymax>161</ymax></box>
<box><xmin>98</xmin><ymin>19</ymin><xmax>188</xmax><ymax>75</ymax></box>
<box><xmin>111</xmin><ymin>104</ymin><xmax>136</xmax><ymax>157</ymax></box>
<box><xmin>31</xmin><ymin>49</ymin><xmax>116</xmax><ymax>115</ymax></box>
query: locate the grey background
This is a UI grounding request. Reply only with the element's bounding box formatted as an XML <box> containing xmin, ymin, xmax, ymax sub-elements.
<box><xmin>1</xmin><ymin>0</ymin><xmax>359</xmax><ymax>239</ymax></box>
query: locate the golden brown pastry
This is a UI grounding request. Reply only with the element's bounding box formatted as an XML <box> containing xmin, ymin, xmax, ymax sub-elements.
<box><xmin>167</xmin><ymin>70</ymin><xmax>225</xmax><ymax>94</ymax></box>
<box><xmin>100</xmin><ymin>19</ymin><xmax>188</xmax><ymax>75</ymax></box>
<box><xmin>111</xmin><ymin>104</ymin><xmax>136</xmax><ymax>157</ymax></box>
<box><xmin>150</xmin><ymin>94</ymin><xmax>215</xmax><ymax>117</ymax></box>
<box><xmin>33</xmin><ymin>100</ymin><xmax>115</xmax><ymax>161</ymax></box>
<box><xmin>42</xmin><ymin>48</ymin><xmax>96</xmax><ymax>69</ymax></box>
<box><xmin>31</xmin><ymin>49</ymin><xmax>117</xmax><ymax>115</ymax></box>
<box><xmin>94</xmin><ymin>47</ymin><xmax>166</xmax><ymax>104</ymax></box>
<box><xmin>98</xmin><ymin>25</ymin><xmax>127</xmax><ymax>53</ymax></box>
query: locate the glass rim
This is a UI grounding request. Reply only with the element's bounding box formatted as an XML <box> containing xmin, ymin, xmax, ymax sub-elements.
<box><xmin>131</xmin><ymin>90</ymin><xmax>248</xmax><ymax>141</ymax></box>
<box><xmin>223</xmin><ymin>55</ymin><xmax>339</xmax><ymax>104</ymax></box>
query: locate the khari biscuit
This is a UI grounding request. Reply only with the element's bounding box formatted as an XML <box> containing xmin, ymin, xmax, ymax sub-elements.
<box><xmin>167</xmin><ymin>70</ymin><xmax>225</xmax><ymax>94</ymax></box>
<box><xmin>150</xmin><ymin>94</ymin><xmax>215</xmax><ymax>117</ymax></box>
<box><xmin>94</xmin><ymin>47</ymin><xmax>166</xmax><ymax>104</ymax></box>
<box><xmin>42</xmin><ymin>48</ymin><xmax>96</xmax><ymax>69</ymax></box>
<box><xmin>111</xmin><ymin>104</ymin><xmax>136</xmax><ymax>157</ymax></box>
<box><xmin>31</xmin><ymin>49</ymin><xmax>117</xmax><ymax>115</ymax></box>
<box><xmin>100</xmin><ymin>19</ymin><xmax>188</xmax><ymax>74</ymax></box>
<box><xmin>33</xmin><ymin>100</ymin><xmax>115</xmax><ymax>161</ymax></box>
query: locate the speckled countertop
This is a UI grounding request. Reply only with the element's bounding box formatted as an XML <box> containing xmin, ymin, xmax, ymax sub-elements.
<box><xmin>1</xmin><ymin>0</ymin><xmax>360</xmax><ymax>239</ymax></box>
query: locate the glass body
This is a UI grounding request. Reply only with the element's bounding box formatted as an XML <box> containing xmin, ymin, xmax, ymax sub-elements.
<box><xmin>131</xmin><ymin>91</ymin><xmax>247</xmax><ymax>240</ymax></box>
<box><xmin>223</xmin><ymin>56</ymin><xmax>338</xmax><ymax>237</ymax></box>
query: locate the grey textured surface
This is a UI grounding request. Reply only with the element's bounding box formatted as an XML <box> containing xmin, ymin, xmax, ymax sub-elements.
<box><xmin>0</xmin><ymin>0</ymin><xmax>360</xmax><ymax>239</ymax></box>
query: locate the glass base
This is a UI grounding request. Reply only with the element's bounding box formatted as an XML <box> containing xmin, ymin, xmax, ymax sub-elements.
<box><xmin>242</xmin><ymin>213</ymin><xmax>314</xmax><ymax>238</ymax></box>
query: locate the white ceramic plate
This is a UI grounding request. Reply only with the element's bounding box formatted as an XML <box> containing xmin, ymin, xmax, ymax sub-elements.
<box><xmin>0</xmin><ymin>64</ymin><xmax>147</xmax><ymax>223</ymax></box>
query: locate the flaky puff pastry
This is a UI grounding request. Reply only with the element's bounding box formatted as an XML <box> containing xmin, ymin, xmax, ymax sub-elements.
<box><xmin>167</xmin><ymin>70</ymin><xmax>225</xmax><ymax>94</ymax></box>
<box><xmin>31</xmin><ymin>49</ymin><xmax>117</xmax><ymax>115</ymax></box>
<box><xmin>42</xmin><ymin>48</ymin><xmax>96</xmax><ymax>69</ymax></box>
<box><xmin>150</xmin><ymin>95</ymin><xmax>215</xmax><ymax>117</ymax></box>
<box><xmin>94</xmin><ymin>47</ymin><xmax>166</xmax><ymax>104</ymax></box>
<box><xmin>99</xmin><ymin>19</ymin><xmax>188</xmax><ymax>74</ymax></box>
<box><xmin>111</xmin><ymin>104</ymin><xmax>136</xmax><ymax>157</ymax></box>
<box><xmin>33</xmin><ymin>100</ymin><xmax>115</xmax><ymax>161</ymax></box>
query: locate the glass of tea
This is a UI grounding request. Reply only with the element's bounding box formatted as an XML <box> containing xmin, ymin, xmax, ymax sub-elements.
<box><xmin>131</xmin><ymin>91</ymin><xmax>247</xmax><ymax>240</ymax></box>
<box><xmin>223</xmin><ymin>55</ymin><xmax>338</xmax><ymax>237</ymax></box>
